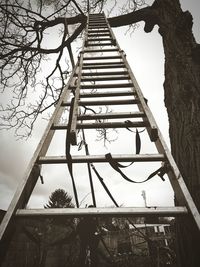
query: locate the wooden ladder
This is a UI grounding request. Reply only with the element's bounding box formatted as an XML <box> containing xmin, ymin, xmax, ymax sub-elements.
<box><xmin>1</xmin><ymin>12</ymin><xmax>200</xmax><ymax>258</ymax></box>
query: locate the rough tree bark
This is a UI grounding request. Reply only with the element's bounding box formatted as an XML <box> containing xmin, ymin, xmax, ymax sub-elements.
<box><xmin>110</xmin><ymin>0</ymin><xmax>200</xmax><ymax>266</ymax></box>
<box><xmin>156</xmin><ymin>1</ymin><xmax>200</xmax><ymax>266</ymax></box>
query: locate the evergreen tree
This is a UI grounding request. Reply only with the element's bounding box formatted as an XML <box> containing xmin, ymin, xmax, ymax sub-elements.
<box><xmin>44</xmin><ymin>189</ymin><xmax>74</xmax><ymax>209</ymax></box>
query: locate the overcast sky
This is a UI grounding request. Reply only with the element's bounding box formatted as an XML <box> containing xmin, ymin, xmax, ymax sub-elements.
<box><xmin>0</xmin><ymin>0</ymin><xmax>199</xmax><ymax>210</ymax></box>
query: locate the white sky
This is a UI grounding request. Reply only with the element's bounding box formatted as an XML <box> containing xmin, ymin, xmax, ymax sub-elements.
<box><xmin>0</xmin><ymin>0</ymin><xmax>199</xmax><ymax>210</ymax></box>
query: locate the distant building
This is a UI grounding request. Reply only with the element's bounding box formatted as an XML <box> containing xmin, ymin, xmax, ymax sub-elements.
<box><xmin>102</xmin><ymin>223</ymin><xmax>173</xmax><ymax>255</ymax></box>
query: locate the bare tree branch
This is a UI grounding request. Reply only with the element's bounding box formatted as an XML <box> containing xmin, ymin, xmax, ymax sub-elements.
<box><xmin>108</xmin><ymin>6</ymin><xmax>158</xmax><ymax>33</ymax></box>
<box><xmin>0</xmin><ymin>0</ymin><xmax>148</xmax><ymax>137</ymax></box>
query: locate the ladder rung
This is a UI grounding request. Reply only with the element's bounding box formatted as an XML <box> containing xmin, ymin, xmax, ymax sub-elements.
<box><xmin>83</xmin><ymin>56</ymin><xmax>121</xmax><ymax>60</ymax></box>
<box><xmin>89</xmin><ymin>18</ymin><xmax>106</xmax><ymax>20</ymax></box>
<box><xmin>88</xmin><ymin>27</ymin><xmax>108</xmax><ymax>31</ymax></box>
<box><xmin>78</xmin><ymin>111</ymin><xmax>145</xmax><ymax>120</ymax></box>
<box><xmin>89</xmin><ymin>17</ymin><xmax>105</xmax><ymax>19</ymax></box>
<box><xmin>90</xmin><ymin>13</ymin><xmax>104</xmax><ymax>15</ymax></box>
<box><xmin>88</xmin><ymin>20</ymin><xmax>106</xmax><ymax>23</ymax></box>
<box><xmin>88</xmin><ymin>30</ymin><xmax>110</xmax><ymax>33</ymax></box>
<box><xmin>88</xmin><ymin>25</ymin><xmax>108</xmax><ymax>29</ymax></box>
<box><xmin>83</xmin><ymin>48</ymin><xmax>119</xmax><ymax>53</ymax></box>
<box><xmin>82</xmin><ymin>83</ymin><xmax>133</xmax><ymax>89</ymax></box>
<box><xmin>89</xmin><ymin>18</ymin><xmax>105</xmax><ymax>21</ymax></box>
<box><xmin>86</xmin><ymin>43</ymin><xmax>113</xmax><ymax>47</ymax></box>
<box><xmin>89</xmin><ymin>19</ymin><xmax>105</xmax><ymax>21</ymax></box>
<box><xmin>87</xmin><ymin>38</ymin><xmax>112</xmax><ymax>42</ymax></box>
<box><xmin>89</xmin><ymin>15</ymin><xmax>104</xmax><ymax>17</ymax></box>
<box><xmin>80</xmin><ymin>91</ymin><xmax>135</xmax><ymax>98</ymax></box>
<box><xmin>89</xmin><ymin>21</ymin><xmax>105</xmax><ymax>24</ymax></box>
<box><xmin>81</xmin><ymin>76</ymin><xmax>130</xmax><ymax>81</ymax></box>
<box><xmin>82</xmin><ymin>64</ymin><xmax>126</xmax><ymax>69</ymax></box>
<box><xmin>69</xmin><ymin>83</ymin><xmax>133</xmax><ymax>90</ymax></box>
<box><xmin>89</xmin><ymin>14</ymin><xmax>104</xmax><ymax>15</ymax></box>
<box><xmin>62</xmin><ymin>99</ymin><xmax>139</xmax><ymax>106</ymax></box>
<box><xmin>38</xmin><ymin>154</ymin><xmax>166</xmax><ymax>164</ymax></box>
<box><xmin>88</xmin><ymin>34</ymin><xmax>110</xmax><ymax>37</ymax></box>
<box><xmin>83</xmin><ymin>62</ymin><xmax>125</xmax><ymax>66</ymax></box>
<box><xmin>89</xmin><ymin>18</ymin><xmax>105</xmax><ymax>20</ymax></box>
<box><xmin>82</xmin><ymin>48</ymin><xmax>119</xmax><ymax>53</ymax></box>
<box><xmin>52</xmin><ymin>121</ymin><xmax>148</xmax><ymax>130</ymax></box>
<box><xmin>89</xmin><ymin>23</ymin><xmax>107</xmax><ymax>26</ymax></box>
<box><xmin>16</xmin><ymin>207</ymin><xmax>188</xmax><ymax>217</ymax></box>
<box><xmin>89</xmin><ymin>18</ymin><xmax>104</xmax><ymax>20</ymax></box>
<box><xmin>81</xmin><ymin>71</ymin><xmax>129</xmax><ymax>76</ymax></box>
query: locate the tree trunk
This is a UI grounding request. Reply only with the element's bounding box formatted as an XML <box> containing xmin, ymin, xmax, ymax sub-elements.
<box><xmin>150</xmin><ymin>1</ymin><xmax>200</xmax><ymax>266</ymax></box>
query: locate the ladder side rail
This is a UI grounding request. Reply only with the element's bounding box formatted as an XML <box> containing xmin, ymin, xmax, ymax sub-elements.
<box><xmin>0</xmin><ymin>62</ymin><xmax>79</xmax><ymax>244</ymax></box>
<box><xmin>103</xmin><ymin>12</ymin><xmax>116</xmax><ymax>45</ymax></box>
<box><xmin>69</xmin><ymin>52</ymin><xmax>84</xmax><ymax>145</ymax></box>
<box><xmin>69</xmin><ymin>15</ymin><xmax>89</xmax><ymax>145</ymax></box>
<box><xmin>120</xmin><ymin>51</ymin><xmax>158</xmax><ymax>140</ymax></box>
<box><xmin>101</xmin><ymin>17</ymin><xmax>157</xmax><ymax>139</ymax></box>
<box><xmin>39</xmin><ymin>65</ymin><xmax>78</xmax><ymax>156</ymax></box>
<box><xmin>84</xmin><ymin>14</ymin><xmax>89</xmax><ymax>46</ymax></box>
<box><xmin>40</xmin><ymin>90</ymin><xmax>71</xmax><ymax>157</ymax></box>
<box><xmin>114</xmin><ymin>37</ymin><xmax>200</xmax><ymax>230</ymax></box>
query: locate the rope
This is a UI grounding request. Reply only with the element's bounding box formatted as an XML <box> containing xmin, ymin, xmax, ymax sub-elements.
<box><xmin>91</xmin><ymin>163</ymin><xmax>119</xmax><ymax>207</ymax></box>
<box><xmin>66</xmin><ymin>97</ymin><xmax>80</xmax><ymax>208</ymax></box>
<box><xmin>81</xmin><ymin>129</ymin><xmax>96</xmax><ymax>207</ymax></box>
<box><xmin>106</xmin><ymin>153</ymin><xmax>168</xmax><ymax>183</ymax></box>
